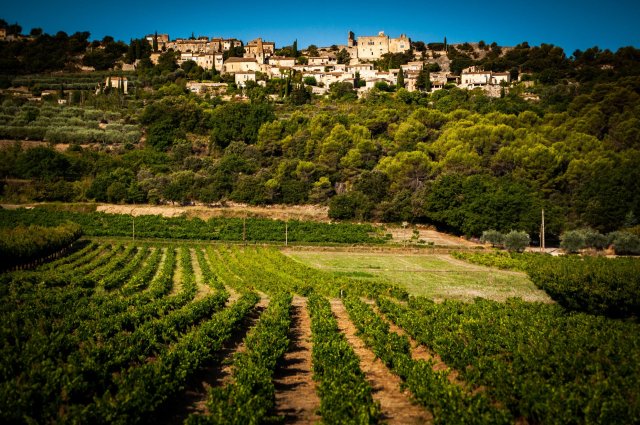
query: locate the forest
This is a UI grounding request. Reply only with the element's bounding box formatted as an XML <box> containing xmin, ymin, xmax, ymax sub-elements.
<box><xmin>1</xmin><ymin>22</ymin><xmax>640</xmax><ymax>240</ymax></box>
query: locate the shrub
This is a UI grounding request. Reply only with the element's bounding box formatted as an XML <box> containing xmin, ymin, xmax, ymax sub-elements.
<box><xmin>560</xmin><ymin>230</ymin><xmax>586</xmax><ymax>253</ymax></box>
<box><xmin>608</xmin><ymin>231</ymin><xmax>640</xmax><ymax>255</ymax></box>
<box><xmin>480</xmin><ymin>229</ymin><xmax>505</xmax><ymax>247</ymax></box>
<box><xmin>504</xmin><ymin>230</ymin><xmax>530</xmax><ymax>253</ymax></box>
<box><xmin>583</xmin><ymin>228</ymin><xmax>608</xmax><ymax>250</ymax></box>
<box><xmin>328</xmin><ymin>191</ymin><xmax>372</xmax><ymax>221</ymax></box>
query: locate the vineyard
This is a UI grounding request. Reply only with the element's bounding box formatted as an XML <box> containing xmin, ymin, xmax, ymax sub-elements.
<box><xmin>453</xmin><ymin>250</ymin><xmax>640</xmax><ymax>318</ymax></box>
<box><xmin>0</xmin><ymin>208</ymin><xmax>384</xmax><ymax>244</ymax></box>
<box><xmin>1</xmin><ymin>242</ymin><xmax>639</xmax><ymax>424</ymax></box>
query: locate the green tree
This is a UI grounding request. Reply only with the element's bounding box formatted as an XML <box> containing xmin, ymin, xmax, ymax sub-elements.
<box><xmin>397</xmin><ymin>68</ymin><xmax>405</xmax><ymax>89</ymax></box>
<box><xmin>504</xmin><ymin>230</ymin><xmax>530</xmax><ymax>252</ymax></box>
<box><xmin>480</xmin><ymin>230</ymin><xmax>505</xmax><ymax>247</ymax></box>
<box><xmin>336</xmin><ymin>48</ymin><xmax>350</xmax><ymax>65</ymax></box>
<box><xmin>416</xmin><ymin>68</ymin><xmax>431</xmax><ymax>91</ymax></box>
<box><xmin>328</xmin><ymin>191</ymin><xmax>372</xmax><ymax>220</ymax></box>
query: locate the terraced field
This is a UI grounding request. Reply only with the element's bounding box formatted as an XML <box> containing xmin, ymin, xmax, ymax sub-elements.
<box><xmin>1</xmin><ymin>242</ymin><xmax>638</xmax><ymax>424</ymax></box>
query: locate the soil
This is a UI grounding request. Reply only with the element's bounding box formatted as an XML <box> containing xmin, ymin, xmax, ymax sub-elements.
<box><xmin>96</xmin><ymin>202</ymin><xmax>329</xmax><ymax>222</ymax></box>
<box><xmin>329</xmin><ymin>298</ymin><xmax>433</xmax><ymax>425</ymax></box>
<box><xmin>273</xmin><ymin>296</ymin><xmax>321</xmax><ymax>424</ymax></box>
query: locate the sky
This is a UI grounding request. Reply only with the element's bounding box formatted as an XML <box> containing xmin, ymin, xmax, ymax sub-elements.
<box><xmin>3</xmin><ymin>0</ymin><xmax>639</xmax><ymax>56</ymax></box>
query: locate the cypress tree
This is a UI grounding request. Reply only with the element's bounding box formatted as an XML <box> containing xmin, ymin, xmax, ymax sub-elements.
<box><xmin>293</xmin><ymin>39</ymin><xmax>298</xmax><ymax>57</ymax></box>
<box><xmin>397</xmin><ymin>68</ymin><xmax>404</xmax><ymax>89</ymax></box>
<box><xmin>153</xmin><ymin>31</ymin><xmax>158</xmax><ymax>52</ymax></box>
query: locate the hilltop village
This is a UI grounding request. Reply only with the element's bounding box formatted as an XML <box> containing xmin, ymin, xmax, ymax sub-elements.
<box><xmin>136</xmin><ymin>31</ymin><xmax>513</xmax><ymax>97</ymax></box>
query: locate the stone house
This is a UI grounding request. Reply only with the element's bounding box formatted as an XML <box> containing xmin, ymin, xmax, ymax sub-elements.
<box><xmin>223</xmin><ymin>39</ymin><xmax>243</xmax><ymax>51</ymax></box>
<box><xmin>269</xmin><ymin>56</ymin><xmax>296</xmax><ymax>68</ymax></box>
<box><xmin>223</xmin><ymin>57</ymin><xmax>260</xmax><ymax>74</ymax></box>
<box><xmin>235</xmin><ymin>72</ymin><xmax>257</xmax><ymax>87</ymax></box>
<box><xmin>186</xmin><ymin>81</ymin><xmax>228</xmax><ymax>95</ymax></box>
<box><xmin>179</xmin><ymin>52</ymin><xmax>224</xmax><ymax>71</ymax></box>
<box><xmin>145</xmin><ymin>33</ymin><xmax>169</xmax><ymax>50</ymax></box>
<box><xmin>490</xmin><ymin>72</ymin><xmax>511</xmax><ymax>85</ymax></box>
<box><xmin>308</xmin><ymin>55</ymin><xmax>337</xmax><ymax>66</ymax></box>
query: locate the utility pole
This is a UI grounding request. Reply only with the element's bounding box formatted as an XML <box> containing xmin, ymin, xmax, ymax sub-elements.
<box><xmin>540</xmin><ymin>208</ymin><xmax>545</xmax><ymax>253</ymax></box>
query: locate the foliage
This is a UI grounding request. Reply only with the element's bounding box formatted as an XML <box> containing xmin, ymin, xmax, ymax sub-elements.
<box><xmin>0</xmin><ymin>223</ymin><xmax>82</xmax><ymax>269</ymax></box>
<box><xmin>346</xmin><ymin>297</ymin><xmax>510</xmax><ymax>424</ymax></box>
<box><xmin>454</xmin><ymin>251</ymin><xmax>640</xmax><ymax>318</ymax></box>
<box><xmin>308</xmin><ymin>293</ymin><xmax>381</xmax><ymax>423</ymax></box>
<box><xmin>0</xmin><ymin>208</ymin><xmax>385</xmax><ymax>244</ymax></box>
<box><xmin>379</xmin><ymin>296</ymin><xmax>640</xmax><ymax>424</ymax></box>
<box><xmin>503</xmin><ymin>230</ymin><xmax>530</xmax><ymax>252</ymax></box>
<box><xmin>192</xmin><ymin>292</ymin><xmax>292</xmax><ymax>424</ymax></box>
<box><xmin>480</xmin><ymin>229</ymin><xmax>504</xmax><ymax>247</ymax></box>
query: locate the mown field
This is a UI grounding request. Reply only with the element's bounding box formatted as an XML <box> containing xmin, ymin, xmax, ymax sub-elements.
<box><xmin>286</xmin><ymin>250</ymin><xmax>550</xmax><ymax>302</ymax></box>
<box><xmin>1</xmin><ymin>238</ymin><xmax>639</xmax><ymax>424</ymax></box>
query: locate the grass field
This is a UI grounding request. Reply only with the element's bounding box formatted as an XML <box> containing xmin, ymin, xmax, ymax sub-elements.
<box><xmin>285</xmin><ymin>250</ymin><xmax>551</xmax><ymax>303</ymax></box>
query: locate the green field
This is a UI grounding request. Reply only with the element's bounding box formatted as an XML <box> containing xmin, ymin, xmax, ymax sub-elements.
<box><xmin>286</xmin><ymin>250</ymin><xmax>551</xmax><ymax>302</ymax></box>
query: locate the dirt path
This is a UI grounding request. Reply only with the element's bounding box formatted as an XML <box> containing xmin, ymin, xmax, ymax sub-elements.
<box><xmin>157</xmin><ymin>294</ymin><xmax>270</xmax><ymax>424</ymax></box>
<box><xmin>273</xmin><ymin>296</ymin><xmax>321</xmax><ymax>424</ymax></box>
<box><xmin>191</xmin><ymin>248</ymin><xmax>213</xmax><ymax>300</ymax></box>
<box><xmin>329</xmin><ymin>299</ymin><xmax>432</xmax><ymax>425</ymax></box>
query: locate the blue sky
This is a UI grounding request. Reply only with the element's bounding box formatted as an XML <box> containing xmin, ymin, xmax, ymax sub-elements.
<box><xmin>3</xmin><ymin>0</ymin><xmax>639</xmax><ymax>55</ymax></box>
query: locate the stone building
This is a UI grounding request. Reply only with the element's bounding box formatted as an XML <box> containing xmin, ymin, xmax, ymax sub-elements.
<box><xmin>244</xmin><ymin>38</ymin><xmax>275</xmax><ymax>63</ymax></box>
<box><xmin>353</xmin><ymin>31</ymin><xmax>411</xmax><ymax>61</ymax></box>
<box><xmin>223</xmin><ymin>57</ymin><xmax>261</xmax><ymax>74</ymax></box>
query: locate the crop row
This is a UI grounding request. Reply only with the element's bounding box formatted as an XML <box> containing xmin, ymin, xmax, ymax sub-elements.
<box><xmin>453</xmin><ymin>251</ymin><xmax>640</xmax><ymax>318</ymax></box>
<box><xmin>69</xmin><ymin>292</ymin><xmax>260</xmax><ymax>424</ymax></box>
<box><xmin>0</xmin><ymin>208</ymin><xmax>384</xmax><ymax>244</ymax></box>
<box><xmin>307</xmin><ymin>293</ymin><xmax>381</xmax><ymax>423</ymax></box>
<box><xmin>378</xmin><ymin>296</ymin><xmax>640</xmax><ymax>424</ymax></box>
<box><xmin>345</xmin><ymin>296</ymin><xmax>510</xmax><ymax>424</ymax></box>
<box><xmin>190</xmin><ymin>292</ymin><xmax>293</xmax><ymax>424</ymax></box>
<box><xmin>0</xmin><ymin>222</ymin><xmax>83</xmax><ymax>270</ymax></box>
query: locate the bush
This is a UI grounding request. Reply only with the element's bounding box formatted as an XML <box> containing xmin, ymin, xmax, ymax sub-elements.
<box><xmin>583</xmin><ymin>228</ymin><xmax>608</xmax><ymax>250</ymax></box>
<box><xmin>608</xmin><ymin>231</ymin><xmax>640</xmax><ymax>255</ymax></box>
<box><xmin>480</xmin><ymin>229</ymin><xmax>505</xmax><ymax>247</ymax></box>
<box><xmin>504</xmin><ymin>230</ymin><xmax>530</xmax><ymax>252</ymax></box>
<box><xmin>328</xmin><ymin>191</ymin><xmax>372</xmax><ymax>221</ymax></box>
<box><xmin>560</xmin><ymin>230</ymin><xmax>586</xmax><ymax>253</ymax></box>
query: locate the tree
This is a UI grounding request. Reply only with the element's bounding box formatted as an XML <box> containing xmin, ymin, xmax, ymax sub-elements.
<box><xmin>328</xmin><ymin>191</ymin><xmax>372</xmax><ymax>220</ymax></box>
<box><xmin>416</xmin><ymin>68</ymin><xmax>431</xmax><ymax>91</ymax></box>
<box><xmin>480</xmin><ymin>230</ymin><xmax>505</xmax><ymax>247</ymax></box>
<box><xmin>153</xmin><ymin>31</ymin><xmax>158</xmax><ymax>52</ymax></box>
<box><xmin>560</xmin><ymin>230</ymin><xmax>586</xmax><ymax>253</ymax></box>
<box><xmin>336</xmin><ymin>48</ymin><xmax>350</xmax><ymax>65</ymax></box>
<box><xmin>307</xmin><ymin>44</ymin><xmax>319</xmax><ymax>57</ymax></box>
<box><xmin>30</xmin><ymin>27</ymin><xmax>42</xmax><ymax>37</ymax></box>
<box><xmin>328</xmin><ymin>81</ymin><xmax>356</xmax><ymax>101</ymax></box>
<box><xmin>293</xmin><ymin>39</ymin><xmax>298</xmax><ymax>57</ymax></box>
<box><xmin>504</xmin><ymin>230</ymin><xmax>530</xmax><ymax>252</ymax></box>
<box><xmin>397</xmin><ymin>68</ymin><xmax>405</xmax><ymax>89</ymax></box>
